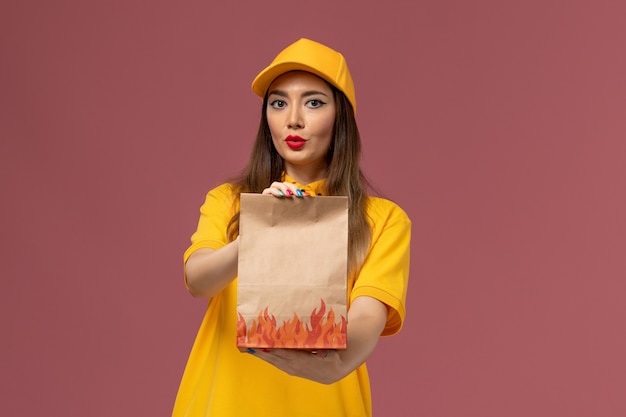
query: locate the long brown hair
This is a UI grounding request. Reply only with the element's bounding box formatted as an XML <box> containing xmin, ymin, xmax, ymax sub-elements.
<box><xmin>227</xmin><ymin>81</ymin><xmax>371</xmax><ymax>272</ymax></box>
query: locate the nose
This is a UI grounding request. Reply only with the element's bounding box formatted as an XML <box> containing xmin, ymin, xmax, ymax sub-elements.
<box><xmin>287</xmin><ymin>107</ymin><xmax>304</xmax><ymax>129</ymax></box>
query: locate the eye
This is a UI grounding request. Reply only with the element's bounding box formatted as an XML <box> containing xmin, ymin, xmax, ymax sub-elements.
<box><xmin>306</xmin><ymin>99</ymin><xmax>325</xmax><ymax>108</ymax></box>
<box><xmin>269</xmin><ymin>99</ymin><xmax>287</xmax><ymax>109</ymax></box>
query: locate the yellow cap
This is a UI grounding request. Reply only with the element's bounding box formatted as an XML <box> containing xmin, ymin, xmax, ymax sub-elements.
<box><xmin>251</xmin><ymin>38</ymin><xmax>356</xmax><ymax>114</ymax></box>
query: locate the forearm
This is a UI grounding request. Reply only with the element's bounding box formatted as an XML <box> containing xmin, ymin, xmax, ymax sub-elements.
<box><xmin>185</xmin><ymin>240</ymin><xmax>239</xmax><ymax>298</ymax></box>
<box><xmin>334</xmin><ymin>296</ymin><xmax>388</xmax><ymax>380</ymax></box>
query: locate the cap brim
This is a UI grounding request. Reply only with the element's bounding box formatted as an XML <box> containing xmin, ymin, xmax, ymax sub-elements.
<box><xmin>251</xmin><ymin>61</ymin><xmax>337</xmax><ymax>99</ymax></box>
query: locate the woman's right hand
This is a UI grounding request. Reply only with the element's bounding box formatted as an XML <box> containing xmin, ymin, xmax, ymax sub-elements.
<box><xmin>262</xmin><ymin>181</ymin><xmax>310</xmax><ymax>198</ymax></box>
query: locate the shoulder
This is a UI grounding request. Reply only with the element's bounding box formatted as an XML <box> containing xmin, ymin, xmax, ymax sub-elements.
<box><xmin>200</xmin><ymin>182</ymin><xmax>239</xmax><ymax>213</ymax></box>
<box><xmin>207</xmin><ymin>182</ymin><xmax>237</xmax><ymax>197</ymax></box>
<box><xmin>204</xmin><ymin>182</ymin><xmax>239</xmax><ymax>202</ymax></box>
<box><xmin>366</xmin><ymin>196</ymin><xmax>411</xmax><ymax>227</ymax></box>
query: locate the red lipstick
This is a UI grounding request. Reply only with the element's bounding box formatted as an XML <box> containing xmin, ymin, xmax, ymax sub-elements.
<box><xmin>285</xmin><ymin>135</ymin><xmax>306</xmax><ymax>150</ymax></box>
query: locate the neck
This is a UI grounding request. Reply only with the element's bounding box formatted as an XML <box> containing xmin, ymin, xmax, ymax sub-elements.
<box><xmin>284</xmin><ymin>163</ymin><xmax>327</xmax><ymax>185</ymax></box>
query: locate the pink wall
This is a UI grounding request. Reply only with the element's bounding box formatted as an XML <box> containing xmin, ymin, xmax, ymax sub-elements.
<box><xmin>2</xmin><ymin>1</ymin><xmax>625</xmax><ymax>416</ymax></box>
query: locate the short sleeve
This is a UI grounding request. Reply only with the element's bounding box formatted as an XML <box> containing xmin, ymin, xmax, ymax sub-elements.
<box><xmin>350</xmin><ymin>198</ymin><xmax>411</xmax><ymax>336</ymax></box>
<box><xmin>183</xmin><ymin>183</ymin><xmax>237</xmax><ymax>265</ymax></box>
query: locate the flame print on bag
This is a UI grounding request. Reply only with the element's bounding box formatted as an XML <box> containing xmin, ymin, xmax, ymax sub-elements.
<box><xmin>237</xmin><ymin>299</ymin><xmax>347</xmax><ymax>349</ymax></box>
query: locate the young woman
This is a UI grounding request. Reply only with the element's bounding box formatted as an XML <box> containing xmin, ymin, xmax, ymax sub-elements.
<box><xmin>173</xmin><ymin>38</ymin><xmax>411</xmax><ymax>417</ymax></box>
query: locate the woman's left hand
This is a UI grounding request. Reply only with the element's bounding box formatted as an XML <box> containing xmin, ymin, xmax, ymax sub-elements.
<box><xmin>250</xmin><ymin>348</ymin><xmax>342</xmax><ymax>385</ymax></box>
<box><xmin>245</xmin><ymin>296</ymin><xmax>387</xmax><ymax>384</ymax></box>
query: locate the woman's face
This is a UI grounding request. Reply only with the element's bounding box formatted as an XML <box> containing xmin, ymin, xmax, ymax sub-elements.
<box><xmin>266</xmin><ymin>71</ymin><xmax>336</xmax><ymax>181</ymax></box>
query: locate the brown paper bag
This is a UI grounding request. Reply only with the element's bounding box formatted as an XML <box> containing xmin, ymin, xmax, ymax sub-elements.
<box><xmin>236</xmin><ymin>193</ymin><xmax>348</xmax><ymax>350</ymax></box>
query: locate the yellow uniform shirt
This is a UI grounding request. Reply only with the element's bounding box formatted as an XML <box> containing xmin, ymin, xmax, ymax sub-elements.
<box><xmin>173</xmin><ymin>176</ymin><xmax>411</xmax><ymax>417</ymax></box>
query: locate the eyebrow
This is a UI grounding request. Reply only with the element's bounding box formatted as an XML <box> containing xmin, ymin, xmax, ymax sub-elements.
<box><xmin>267</xmin><ymin>89</ymin><xmax>330</xmax><ymax>98</ymax></box>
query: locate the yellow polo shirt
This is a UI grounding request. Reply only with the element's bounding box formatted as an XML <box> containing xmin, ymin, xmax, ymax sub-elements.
<box><xmin>173</xmin><ymin>176</ymin><xmax>411</xmax><ymax>417</ymax></box>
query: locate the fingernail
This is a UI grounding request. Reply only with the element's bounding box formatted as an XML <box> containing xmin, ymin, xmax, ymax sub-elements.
<box><xmin>247</xmin><ymin>348</ymin><xmax>256</xmax><ymax>354</ymax></box>
<box><xmin>286</xmin><ymin>189</ymin><xmax>293</xmax><ymax>196</ymax></box>
<box><xmin>276</xmin><ymin>190</ymin><xmax>284</xmax><ymax>196</ymax></box>
<box><xmin>295</xmin><ymin>189</ymin><xmax>303</xmax><ymax>197</ymax></box>
<box><xmin>262</xmin><ymin>348</ymin><xmax>271</xmax><ymax>353</ymax></box>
